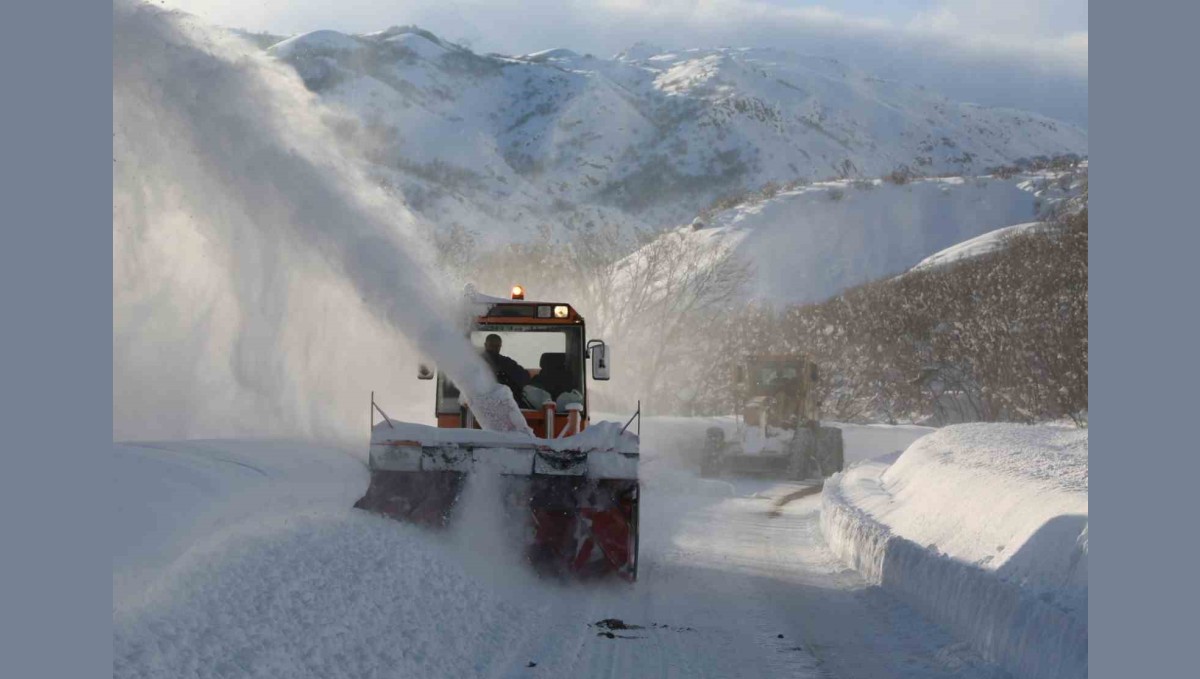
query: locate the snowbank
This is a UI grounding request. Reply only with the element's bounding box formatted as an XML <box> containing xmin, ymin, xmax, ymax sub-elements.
<box><xmin>113</xmin><ymin>440</ymin><xmax>552</xmax><ymax>678</ymax></box>
<box><xmin>831</xmin><ymin>422</ymin><xmax>934</xmax><ymax>466</ymax></box>
<box><xmin>112</xmin><ymin>440</ymin><xmax>368</xmax><ymax>609</ymax></box>
<box><xmin>820</xmin><ymin>424</ymin><xmax>1087</xmax><ymax>679</ymax></box>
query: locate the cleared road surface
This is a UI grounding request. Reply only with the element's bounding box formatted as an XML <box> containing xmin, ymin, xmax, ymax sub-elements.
<box><xmin>113</xmin><ymin>426</ymin><xmax>1001</xmax><ymax>679</ymax></box>
<box><xmin>476</xmin><ymin>476</ymin><xmax>1001</xmax><ymax>679</ymax></box>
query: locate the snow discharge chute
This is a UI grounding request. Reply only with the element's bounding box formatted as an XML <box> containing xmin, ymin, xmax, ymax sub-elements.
<box><xmin>113</xmin><ymin>0</ymin><xmax>522</xmax><ymax>436</ymax></box>
<box><xmin>113</xmin><ymin>2</ymin><xmax>638</xmax><ymax>579</ymax></box>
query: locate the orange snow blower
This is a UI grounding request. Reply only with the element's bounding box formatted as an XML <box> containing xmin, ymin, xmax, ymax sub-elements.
<box><xmin>355</xmin><ymin>288</ymin><xmax>640</xmax><ymax>581</ymax></box>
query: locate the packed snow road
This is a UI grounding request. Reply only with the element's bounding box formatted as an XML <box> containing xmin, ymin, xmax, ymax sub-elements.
<box><xmin>113</xmin><ymin>425</ymin><xmax>1001</xmax><ymax>679</ymax></box>
<box><xmin>486</xmin><ymin>481</ymin><xmax>1001</xmax><ymax>679</ymax></box>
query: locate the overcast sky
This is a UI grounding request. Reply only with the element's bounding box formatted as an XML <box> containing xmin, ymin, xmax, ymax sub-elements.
<box><xmin>158</xmin><ymin>0</ymin><xmax>1088</xmax><ymax>128</ymax></box>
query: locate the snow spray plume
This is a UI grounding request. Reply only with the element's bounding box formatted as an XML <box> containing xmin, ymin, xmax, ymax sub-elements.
<box><xmin>449</xmin><ymin>460</ymin><xmax>538</xmax><ymax>590</ymax></box>
<box><xmin>113</xmin><ymin>0</ymin><xmax>527</xmax><ymax>440</ymax></box>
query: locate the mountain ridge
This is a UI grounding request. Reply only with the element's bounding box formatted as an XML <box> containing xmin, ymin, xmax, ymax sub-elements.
<box><xmin>260</xmin><ymin>25</ymin><xmax>1087</xmax><ymax>243</ymax></box>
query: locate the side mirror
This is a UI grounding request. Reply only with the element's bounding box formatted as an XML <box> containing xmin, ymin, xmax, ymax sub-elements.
<box><xmin>588</xmin><ymin>340</ymin><xmax>611</xmax><ymax>381</ymax></box>
<box><xmin>417</xmin><ymin>364</ymin><xmax>434</xmax><ymax>380</ymax></box>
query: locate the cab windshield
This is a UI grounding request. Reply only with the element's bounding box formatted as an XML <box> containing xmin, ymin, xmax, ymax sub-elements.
<box><xmin>752</xmin><ymin>365</ymin><xmax>800</xmax><ymax>391</ymax></box>
<box><xmin>472</xmin><ymin>325</ymin><xmax>584</xmax><ymax>403</ymax></box>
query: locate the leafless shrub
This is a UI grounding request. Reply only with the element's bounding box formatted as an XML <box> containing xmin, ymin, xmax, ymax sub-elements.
<box><xmin>598</xmin><ymin>230</ymin><xmax>754</xmax><ymax>412</ymax></box>
<box><xmin>989</xmin><ymin>165</ymin><xmax>1020</xmax><ymax>179</ymax></box>
<box><xmin>883</xmin><ymin>164</ymin><xmax>919</xmax><ymax>185</ymax></box>
<box><xmin>704</xmin><ymin>208</ymin><xmax>1089</xmax><ymax>424</ymax></box>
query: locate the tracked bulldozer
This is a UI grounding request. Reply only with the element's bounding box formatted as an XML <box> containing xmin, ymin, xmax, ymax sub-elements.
<box><xmin>701</xmin><ymin>355</ymin><xmax>843</xmax><ymax>481</ymax></box>
<box><xmin>355</xmin><ymin>287</ymin><xmax>640</xmax><ymax>581</ymax></box>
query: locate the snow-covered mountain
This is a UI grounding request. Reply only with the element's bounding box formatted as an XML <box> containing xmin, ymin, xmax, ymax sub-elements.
<box><xmin>263</xmin><ymin>26</ymin><xmax>1087</xmax><ymax>243</ymax></box>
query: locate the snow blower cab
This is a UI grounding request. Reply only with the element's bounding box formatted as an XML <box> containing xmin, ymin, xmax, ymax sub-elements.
<box><xmin>355</xmin><ymin>287</ymin><xmax>640</xmax><ymax>581</ymax></box>
<box><xmin>700</xmin><ymin>355</ymin><xmax>843</xmax><ymax>480</ymax></box>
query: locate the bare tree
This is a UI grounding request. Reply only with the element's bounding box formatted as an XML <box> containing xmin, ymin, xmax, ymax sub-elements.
<box><xmin>600</xmin><ymin>229</ymin><xmax>754</xmax><ymax>412</ymax></box>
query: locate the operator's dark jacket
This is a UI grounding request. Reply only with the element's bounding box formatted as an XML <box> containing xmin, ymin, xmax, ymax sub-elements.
<box><xmin>483</xmin><ymin>350</ymin><xmax>530</xmax><ymax>395</ymax></box>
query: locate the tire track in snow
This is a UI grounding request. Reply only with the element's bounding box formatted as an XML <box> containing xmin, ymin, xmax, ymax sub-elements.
<box><xmin>128</xmin><ymin>442</ymin><xmax>271</xmax><ymax>477</ymax></box>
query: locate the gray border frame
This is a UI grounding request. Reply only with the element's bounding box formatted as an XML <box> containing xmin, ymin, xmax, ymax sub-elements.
<box><xmin>1092</xmin><ymin>1</ymin><xmax>1196</xmax><ymax>677</ymax></box>
<box><xmin>28</xmin><ymin>0</ymin><xmax>1200</xmax><ymax>676</ymax></box>
<box><xmin>0</xmin><ymin>2</ymin><xmax>110</xmax><ymax>678</ymax></box>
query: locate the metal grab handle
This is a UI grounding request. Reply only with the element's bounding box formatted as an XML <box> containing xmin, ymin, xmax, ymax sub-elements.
<box><xmin>371</xmin><ymin>391</ymin><xmax>394</xmax><ymax>429</ymax></box>
<box><xmin>620</xmin><ymin>400</ymin><xmax>641</xmax><ymax>436</ymax></box>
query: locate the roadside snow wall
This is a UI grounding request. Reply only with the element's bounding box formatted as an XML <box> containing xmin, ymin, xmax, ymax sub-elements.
<box><xmin>820</xmin><ymin>424</ymin><xmax>1087</xmax><ymax>679</ymax></box>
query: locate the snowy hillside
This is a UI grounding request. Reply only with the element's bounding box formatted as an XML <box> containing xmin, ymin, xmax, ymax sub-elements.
<box><xmin>618</xmin><ymin>158</ymin><xmax>1088</xmax><ymax>305</ymax></box>
<box><xmin>623</xmin><ymin>175</ymin><xmax>1037</xmax><ymax>304</ymax></box>
<box><xmin>910</xmin><ymin>222</ymin><xmax>1046</xmax><ymax>272</ymax></box>
<box><xmin>906</xmin><ymin>165</ymin><xmax>1086</xmax><ymax>272</ymax></box>
<box><xmin>262</xmin><ymin>26</ymin><xmax>1087</xmax><ymax>243</ymax></box>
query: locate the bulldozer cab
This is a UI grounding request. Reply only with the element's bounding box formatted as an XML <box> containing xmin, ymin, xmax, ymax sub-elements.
<box><xmin>738</xmin><ymin>356</ymin><xmax>821</xmax><ymax>429</ymax></box>
<box><xmin>703</xmin><ymin>353</ymin><xmax>841</xmax><ymax>481</ymax></box>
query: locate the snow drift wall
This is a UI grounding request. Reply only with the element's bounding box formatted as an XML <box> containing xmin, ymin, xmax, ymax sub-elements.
<box><xmin>820</xmin><ymin>424</ymin><xmax>1087</xmax><ymax>679</ymax></box>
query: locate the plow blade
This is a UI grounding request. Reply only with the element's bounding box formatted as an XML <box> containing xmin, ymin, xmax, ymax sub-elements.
<box><xmin>353</xmin><ymin>470</ymin><xmax>465</xmax><ymax>527</ymax></box>
<box><xmin>355</xmin><ymin>422</ymin><xmax>640</xmax><ymax>581</ymax></box>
